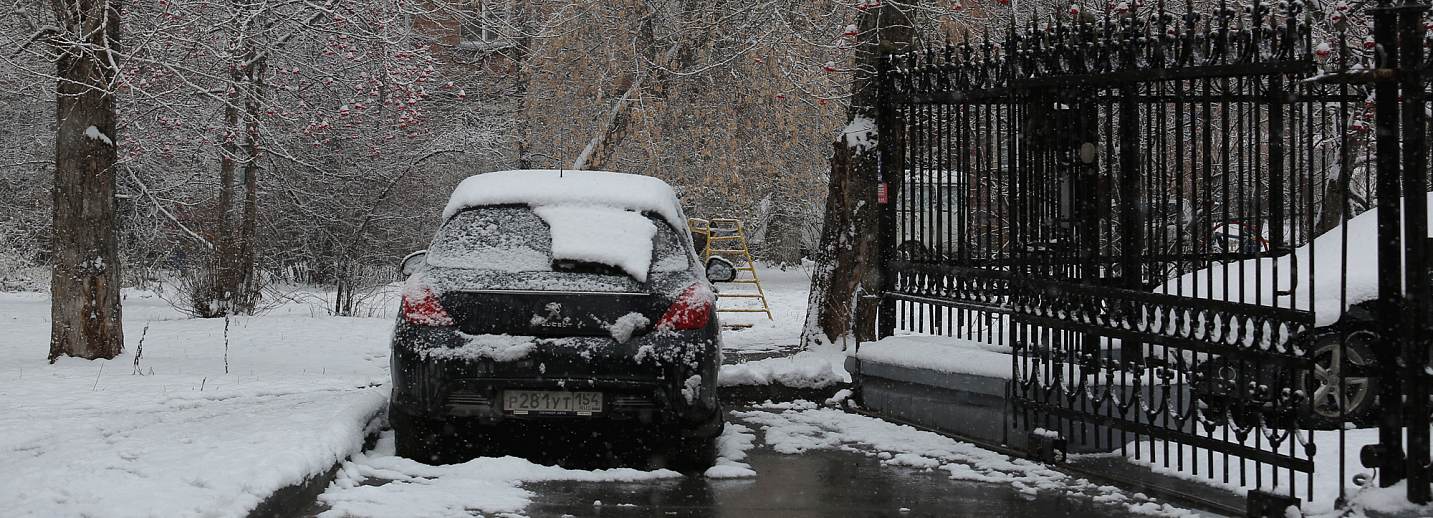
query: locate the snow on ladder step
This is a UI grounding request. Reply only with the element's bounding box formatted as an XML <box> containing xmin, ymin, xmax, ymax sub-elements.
<box><xmin>686</xmin><ymin>217</ymin><xmax>773</xmax><ymax>324</ymax></box>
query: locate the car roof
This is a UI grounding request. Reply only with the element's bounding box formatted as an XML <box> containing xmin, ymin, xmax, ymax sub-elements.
<box><xmin>442</xmin><ymin>169</ymin><xmax>687</xmax><ymax>231</ymax></box>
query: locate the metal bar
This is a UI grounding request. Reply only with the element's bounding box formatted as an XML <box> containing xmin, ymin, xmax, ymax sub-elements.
<box><xmin>1012</xmin><ymin>399</ymin><xmax>1315</xmax><ymax>472</ymax></box>
<box><xmin>1371</xmin><ymin>0</ymin><xmax>1407</xmax><ymax>488</ymax></box>
<box><xmin>1399</xmin><ymin>3</ymin><xmax>1432</xmax><ymax>504</ymax></box>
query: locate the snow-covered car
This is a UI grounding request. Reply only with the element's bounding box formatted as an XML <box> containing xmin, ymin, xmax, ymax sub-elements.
<box><xmin>1158</xmin><ymin>195</ymin><xmax>1433</xmax><ymax>429</ymax></box>
<box><xmin>388</xmin><ymin>170</ymin><xmax>723</xmax><ymax>468</ymax></box>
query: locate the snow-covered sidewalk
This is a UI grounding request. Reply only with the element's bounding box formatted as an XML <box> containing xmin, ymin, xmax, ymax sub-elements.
<box><xmin>0</xmin><ymin>291</ymin><xmax>393</xmax><ymax>517</ymax></box>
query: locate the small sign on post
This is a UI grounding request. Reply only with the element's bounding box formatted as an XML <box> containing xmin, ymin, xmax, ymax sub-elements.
<box><xmin>877</xmin><ymin>183</ymin><xmax>888</xmax><ymax>204</ymax></box>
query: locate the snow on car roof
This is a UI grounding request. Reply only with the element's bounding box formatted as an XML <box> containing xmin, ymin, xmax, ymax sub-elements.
<box><xmin>442</xmin><ymin>170</ymin><xmax>687</xmax><ymax>230</ymax></box>
<box><xmin>1156</xmin><ymin>192</ymin><xmax>1433</xmax><ymax>327</ymax></box>
<box><xmin>440</xmin><ymin>170</ymin><xmax>691</xmax><ymax>281</ymax></box>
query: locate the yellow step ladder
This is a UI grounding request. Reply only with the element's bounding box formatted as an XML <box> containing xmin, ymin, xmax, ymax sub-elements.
<box><xmin>687</xmin><ymin>218</ymin><xmax>772</xmax><ymax>324</ymax></box>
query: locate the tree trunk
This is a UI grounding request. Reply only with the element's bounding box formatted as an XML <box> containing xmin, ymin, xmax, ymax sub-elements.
<box><xmin>801</xmin><ymin>1</ymin><xmax>913</xmax><ymax>349</ymax></box>
<box><xmin>206</xmin><ymin>54</ymin><xmax>263</xmax><ymax>317</ymax></box>
<box><xmin>49</xmin><ymin>0</ymin><xmax>124</xmax><ymax>361</ymax></box>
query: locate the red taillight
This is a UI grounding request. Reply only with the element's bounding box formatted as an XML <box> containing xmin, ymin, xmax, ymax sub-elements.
<box><xmin>401</xmin><ymin>277</ymin><xmax>454</xmax><ymax>326</ymax></box>
<box><xmin>656</xmin><ymin>282</ymin><xmax>714</xmax><ymax>331</ymax></box>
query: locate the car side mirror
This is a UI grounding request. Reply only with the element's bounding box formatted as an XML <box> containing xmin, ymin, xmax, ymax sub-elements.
<box><xmin>705</xmin><ymin>256</ymin><xmax>736</xmax><ymax>283</ymax></box>
<box><xmin>399</xmin><ymin>250</ymin><xmax>427</xmax><ymax>278</ymax></box>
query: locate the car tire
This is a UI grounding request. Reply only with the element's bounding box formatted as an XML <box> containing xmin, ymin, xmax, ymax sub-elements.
<box><xmin>389</xmin><ymin>404</ymin><xmax>449</xmax><ymax>464</ymax></box>
<box><xmin>656</xmin><ymin>432</ymin><xmax>718</xmax><ymax>474</ymax></box>
<box><xmin>897</xmin><ymin>240</ymin><xmax>934</xmax><ymax>261</ymax></box>
<box><xmin>1298</xmin><ymin>328</ymin><xmax>1376</xmax><ymax>429</ymax></box>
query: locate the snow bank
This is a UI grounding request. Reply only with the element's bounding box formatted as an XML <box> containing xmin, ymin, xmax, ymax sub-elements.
<box><xmin>0</xmin><ymin>290</ymin><xmax>393</xmax><ymax>518</ymax></box>
<box><xmin>317</xmin><ymin>432</ymin><xmax>686</xmax><ymax>518</ymax></box>
<box><xmin>718</xmin><ymin>343</ymin><xmax>849</xmax><ymax>389</ymax></box>
<box><xmin>314</xmin><ymin>420</ymin><xmax>759</xmax><ymax>517</ymax></box>
<box><xmin>854</xmin><ymin>334</ymin><xmax>1012</xmax><ymax>379</ymax></box>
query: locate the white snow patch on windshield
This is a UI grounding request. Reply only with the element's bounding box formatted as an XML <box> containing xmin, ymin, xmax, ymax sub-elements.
<box><xmin>422</xmin><ymin>334</ymin><xmax>536</xmax><ymax>362</ymax></box>
<box><xmin>534</xmin><ymin>205</ymin><xmax>656</xmax><ymax>282</ymax></box>
<box><xmin>605</xmin><ymin>312</ymin><xmax>650</xmax><ymax>344</ymax></box>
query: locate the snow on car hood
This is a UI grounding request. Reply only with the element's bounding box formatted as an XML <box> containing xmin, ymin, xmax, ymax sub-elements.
<box><xmin>534</xmin><ymin>205</ymin><xmax>657</xmax><ymax>282</ymax></box>
<box><xmin>1155</xmin><ymin>192</ymin><xmax>1433</xmax><ymax>327</ymax></box>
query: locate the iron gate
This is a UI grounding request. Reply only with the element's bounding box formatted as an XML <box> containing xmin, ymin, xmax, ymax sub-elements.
<box><xmin>876</xmin><ymin>0</ymin><xmax>1433</xmax><ymax>510</ymax></box>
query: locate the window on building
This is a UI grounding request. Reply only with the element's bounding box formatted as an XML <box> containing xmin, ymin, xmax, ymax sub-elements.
<box><xmin>460</xmin><ymin>0</ymin><xmax>511</xmax><ymax>49</ymax></box>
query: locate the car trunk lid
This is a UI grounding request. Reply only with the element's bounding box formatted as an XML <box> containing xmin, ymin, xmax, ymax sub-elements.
<box><xmin>440</xmin><ymin>289</ymin><xmax>664</xmax><ymax>338</ymax></box>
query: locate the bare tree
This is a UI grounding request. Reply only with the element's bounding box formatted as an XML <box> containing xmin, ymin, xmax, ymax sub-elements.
<box><xmin>45</xmin><ymin>0</ymin><xmax>126</xmax><ymax>359</ymax></box>
<box><xmin>802</xmin><ymin>1</ymin><xmax>914</xmax><ymax>348</ymax></box>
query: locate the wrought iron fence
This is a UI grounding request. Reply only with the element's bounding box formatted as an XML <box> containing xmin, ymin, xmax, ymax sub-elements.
<box><xmin>875</xmin><ymin>0</ymin><xmax>1433</xmax><ymax>511</ymax></box>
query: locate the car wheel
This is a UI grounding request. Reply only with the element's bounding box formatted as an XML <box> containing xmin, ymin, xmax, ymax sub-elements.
<box><xmin>897</xmin><ymin>240</ymin><xmax>934</xmax><ymax>261</ymax></box>
<box><xmin>655</xmin><ymin>432</ymin><xmax>718</xmax><ymax>474</ymax></box>
<box><xmin>389</xmin><ymin>404</ymin><xmax>448</xmax><ymax>463</ymax></box>
<box><xmin>1298</xmin><ymin>329</ymin><xmax>1376</xmax><ymax>429</ymax></box>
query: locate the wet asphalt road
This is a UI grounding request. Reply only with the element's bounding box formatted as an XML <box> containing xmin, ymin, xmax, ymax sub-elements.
<box><xmin>298</xmin><ymin>407</ymin><xmax>1219</xmax><ymax>518</ymax></box>
<box><xmin>519</xmin><ymin>438</ymin><xmax>1196</xmax><ymax>518</ymax></box>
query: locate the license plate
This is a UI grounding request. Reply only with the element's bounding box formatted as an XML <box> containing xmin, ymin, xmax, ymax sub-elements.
<box><xmin>502</xmin><ymin>390</ymin><xmax>603</xmax><ymax>415</ymax></box>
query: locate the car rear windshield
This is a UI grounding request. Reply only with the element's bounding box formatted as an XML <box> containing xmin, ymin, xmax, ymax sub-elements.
<box><xmin>425</xmin><ymin>205</ymin><xmax>691</xmax><ymax>278</ymax></box>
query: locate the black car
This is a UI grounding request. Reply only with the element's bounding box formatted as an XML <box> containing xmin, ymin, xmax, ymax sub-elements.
<box><xmin>389</xmin><ymin>170</ymin><xmax>723</xmax><ymax>468</ymax></box>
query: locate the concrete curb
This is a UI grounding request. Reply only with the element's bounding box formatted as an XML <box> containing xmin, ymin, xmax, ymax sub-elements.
<box><xmin>718</xmin><ymin>382</ymin><xmax>851</xmax><ymax>407</ymax></box>
<box><xmin>246</xmin><ymin>415</ymin><xmax>385</xmax><ymax>518</ymax></box>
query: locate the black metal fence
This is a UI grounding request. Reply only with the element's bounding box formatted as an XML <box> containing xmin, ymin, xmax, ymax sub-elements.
<box><xmin>876</xmin><ymin>0</ymin><xmax>1433</xmax><ymax>511</ymax></box>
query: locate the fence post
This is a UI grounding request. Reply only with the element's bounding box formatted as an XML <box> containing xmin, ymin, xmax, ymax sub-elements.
<box><xmin>1398</xmin><ymin>2</ymin><xmax>1432</xmax><ymax>503</ymax></box>
<box><xmin>1371</xmin><ymin>0</ymin><xmax>1407</xmax><ymax>488</ymax></box>
<box><xmin>877</xmin><ymin>52</ymin><xmax>898</xmax><ymax>341</ymax></box>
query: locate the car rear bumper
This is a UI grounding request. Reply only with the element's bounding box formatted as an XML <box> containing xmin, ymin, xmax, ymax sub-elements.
<box><xmin>390</xmin><ymin>321</ymin><xmax>721</xmax><ymax>433</ymax></box>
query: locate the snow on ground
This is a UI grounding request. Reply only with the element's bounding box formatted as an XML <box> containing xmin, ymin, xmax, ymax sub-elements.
<box><xmin>315</xmin><ymin>431</ymin><xmax>687</xmax><ymax>518</ymax></box>
<box><xmin>712</xmin><ymin>263</ymin><xmax>852</xmax><ymax>389</ymax></box>
<box><xmin>709</xmin><ymin>264</ymin><xmax>814</xmax><ymax>355</ymax></box>
<box><xmin>0</xmin><ymin>265</ymin><xmax>822</xmax><ymax>518</ymax></box>
<box><xmin>0</xmin><ymin>263</ymin><xmax>1190</xmax><ymax>518</ymax></box>
<box><xmin>0</xmin><ymin>289</ymin><xmax>393</xmax><ymax>518</ymax></box>
<box><xmin>1127</xmin><ymin>429</ymin><xmax>1433</xmax><ymax>517</ymax></box>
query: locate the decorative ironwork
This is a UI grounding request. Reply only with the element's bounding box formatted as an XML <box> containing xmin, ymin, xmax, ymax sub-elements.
<box><xmin>875</xmin><ymin>0</ymin><xmax>1433</xmax><ymax>509</ymax></box>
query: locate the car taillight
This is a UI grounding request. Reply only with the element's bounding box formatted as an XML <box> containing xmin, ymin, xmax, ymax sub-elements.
<box><xmin>656</xmin><ymin>282</ymin><xmax>713</xmax><ymax>331</ymax></box>
<box><xmin>401</xmin><ymin>277</ymin><xmax>454</xmax><ymax>326</ymax></box>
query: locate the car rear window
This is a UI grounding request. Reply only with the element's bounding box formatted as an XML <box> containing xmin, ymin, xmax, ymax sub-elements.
<box><xmin>425</xmin><ymin>205</ymin><xmax>691</xmax><ymax>278</ymax></box>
